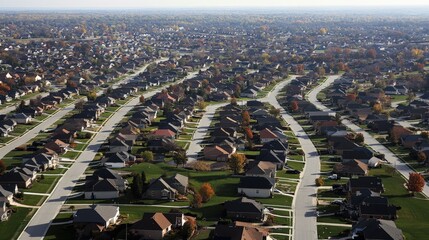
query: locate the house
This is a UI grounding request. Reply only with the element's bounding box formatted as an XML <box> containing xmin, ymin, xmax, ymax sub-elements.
<box><xmin>147</xmin><ymin>138</ymin><xmax>175</xmax><ymax>152</ymax></box>
<box><xmin>241</xmin><ymin>88</ymin><xmax>258</xmax><ymax>98</ymax></box>
<box><xmin>350</xmin><ymin>219</ymin><xmax>404</xmax><ymax>240</ymax></box>
<box><xmin>347</xmin><ymin>177</ymin><xmax>384</xmax><ymax>194</ymax></box>
<box><xmin>257</xmin><ymin>149</ymin><xmax>286</xmax><ymax>170</ymax></box>
<box><xmin>164</xmin><ymin>173</ymin><xmax>188</xmax><ymax>194</ymax></box>
<box><xmin>203</xmin><ymin>145</ymin><xmax>232</xmax><ymax>161</ymax></box>
<box><xmin>151</xmin><ymin>129</ymin><xmax>176</xmax><ymax>139</ymax></box>
<box><xmin>143</xmin><ymin>175</ymin><xmax>187</xmax><ymax>200</ymax></box>
<box><xmin>342</xmin><ymin>147</ymin><xmax>374</xmax><ymax>163</ymax></box>
<box><xmin>73</xmin><ymin>205</ymin><xmax>120</xmax><ymax>237</ymax></box>
<box><xmin>259</xmin><ymin>128</ymin><xmax>278</xmax><ymax>143</ymax></box>
<box><xmin>89</xmin><ymin>168</ymin><xmax>127</xmax><ymax>191</ymax></box>
<box><xmin>245</xmin><ymin>161</ymin><xmax>277</xmax><ymax>178</ymax></box>
<box><xmin>84</xmin><ymin>179</ymin><xmax>119</xmax><ymax>199</ymax></box>
<box><xmin>400</xmin><ymin>135</ymin><xmax>424</xmax><ymax>149</ymax></box>
<box><xmin>224</xmin><ymin>197</ymin><xmax>268</xmax><ymax>222</ymax></box>
<box><xmin>0</xmin><ymin>168</ymin><xmax>33</xmax><ymax>188</ymax></box>
<box><xmin>10</xmin><ymin>113</ymin><xmax>32</xmax><ymax>124</ymax></box>
<box><xmin>212</xmin><ymin>222</ymin><xmax>269</xmax><ymax>240</ymax></box>
<box><xmin>0</xmin><ymin>185</ymin><xmax>14</xmax><ymax>203</ymax></box>
<box><xmin>359</xmin><ymin>196</ymin><xmax>398</xmax><ymax>220</ymax></box>
<box><xmin>238</xmin><ymin>176</ymin><xmax>275</xmax><ymax>198</ymax></box>
<box><xmin>333</xmin><ymin>160</ymin><xmax>368</xmax><ymax>177</ymax></box>
<box><xmin>109</xmin><ymin>138</ymin><xmax>131</xmax><ymax>152</ymax></box>
<box><xmin>129</xmin><ymin>212</ymin><xmax>187</xmax><ymax>240</ymax></box>
<box><xmin>101</xmin><ymin>151</ymin><xmax>136</xmax><ymax>168</ymax></box>
<box><xmin>44</xmin><ymin>139</ymin><xmax>69</xmax><ymax>155</ymax></box>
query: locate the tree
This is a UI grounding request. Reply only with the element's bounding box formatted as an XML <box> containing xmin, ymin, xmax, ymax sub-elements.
<box><xmin>367</xmin><ymin>48</ymin><xmax>377</xmax><ymax>59</ymax></box>
<box><xmin>230</xmin><ymin>97</ymin><xmax>237</xmax><ymax>106</ymax></box>
<box><xmin>18</xmin><ymin>100</ymin><xmax>26</xmax><ymax>109</ymax></box>
<box><xmin>315</xmin><ymin>177</ymin><xmax>325</xmax><ymax>186</ymax></box>
<box><xmin>139</xmin><ymin>95</ymin><xmax>145</xmax><ymax>103</ymax></box>
<box><xmin>319</xmin><ymin>27</ymin><xmax>328</xmax><ymax>35</ymax></box>
<box><xmin>181</xmin><ymin>218</ymin><xmax>197</xmax><ymax>239</ymax></box>
<box><xmin>407</xmin><ymin>172</ymin><xmax>425</xmax><ymax>196</ymax></box>
<box><xmin>75</xmin><ymin>99</ymin><xmax>85</xmax><ymax>112</ymax></box>
<box><xmin>291</xmin><ymin>101</ymin><xmax>299</xmax><ymax>112</ymax></box>
<box><xmin>197</xmin><ymin>100</ymin><xmax>207</xmax><ymax>110</ymax></box>
<box><xmin>242</xmin><ymin>110</ymin><xmax>250</xmax><ymax>126</ymax></box>
<box><xmin>141</xmin><ymin>151</ymin><xmax>154</xmax><ymax>162</ymax></box>
<box><xmin>0</xmin><ymin>160</ymin><xmax>6</xmax><ymax>174</ymax></box>
<box><xmin>420</xmin><ymin>131</ymin><xmax>429</xmax><ymax>139</ymax></box>
<box><xmin>87</xmin><ymin>90</ymin><xmax>97</xmax><ymax>101</ymax></box>
<box><xmin>191</xmin><ymin>193</ymin><xmax>202</xmax><ymax>208</ymax></box>
<box><xmin>131</xmin><ymin>173</ymin><xmax>143</xmax><ymax>198</ymax></box>
<box><xmin>417</xmin><ymin>151</ymin><xmax>427</xmax><ymax>163</ymax></box>
<box><xmin>244</xmin><ymin>127</ymin><xmax>253</xmax><ymax>140</ymax></box>
<box><xmin>355</xmin><ymin>133</ymin><xmax>365</xmax><ymax>144</ymax></box>
<box><xmin>173</xmin><ymin>150</ymin><xmax>188</xmax><ymax>167</ymax></box>
<box><xmin>269</xmin><ymin>107</ymin><xmax>281</xmax><ymax>118</ymax></box>
<box><xmin>228</xmin><ymin>153</ymin><xmax>247</xmax><ymax>174</ymax></box>
<box><xmin>346</xmin><ymin>93</ymin><xmax>357</xmax><ymax>101</ymax></box>
<box><xmin>199</xmin><ymin>183</ymin><xmax>215</xmax><ymax>202</ymax></box>
<box><xmin>373</xmin><ymin>102</ymin><xmax>382</xmax><ymax>114</ymax></box>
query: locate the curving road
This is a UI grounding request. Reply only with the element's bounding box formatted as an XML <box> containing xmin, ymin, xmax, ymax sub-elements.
<box><xmin>307</xmin><ymin>75</ymin><xmax>429</xmax><ymax>198</ymax></box>
<box><xmin>263</xmin><ymin>76</ymin><xmax>320</xmax><ymax>240</ymax></box>
<box><xmin>19</xmin><ymin>60</ymin><xmax>202</xmax><ymax>240</ymax></box>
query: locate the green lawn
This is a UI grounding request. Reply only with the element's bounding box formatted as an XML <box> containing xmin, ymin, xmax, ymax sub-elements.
<box><xmin>24</xmin><ymin>176</ymin><xmax>60</xmax><ymax>194</ymax></box>
<box><xmin>369</xmin><ymin>167</ymin><xmax>429</xmax><ymax>239</ymax></box>
<box><xmin>317</xmin><ymin>225</ymin><xmax>350</xmax><ymax>239</ymax></box>
<box><xmin>0</xmin><ymin>207</ymin><xmax>35</xmax><ymax>240</ymax></box>
<box><xmin>21</xmin><ymin>194</ymin><xmax>46</xmax><ymax>206</ymax></box>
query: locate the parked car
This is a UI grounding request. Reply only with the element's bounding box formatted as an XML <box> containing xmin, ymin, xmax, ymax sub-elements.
<box><xmin>328</xmin><ymin>174</ymin><xmax>339</xmax><ymax>180</ymax></box>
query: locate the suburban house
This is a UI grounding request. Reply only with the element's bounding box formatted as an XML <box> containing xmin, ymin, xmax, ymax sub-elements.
<box><xmin>101</xmin><ymin>151</ymin><xmax>136</xmax><ymax>168</ymax></box>
<box><xmin>245</xmin><ymin>161</ymin><xmax>277</xmax><ymax>178</ymax></box>
<box><xmin>224</xmin><ymin>197</ymin><xmax>268</xmax><ymax>222</ymax></box>
<box><xmin>333</xmin><ymin>160</ymin><xmax>369</xmax><ymax>177</ymax></box>
<box><xmin>73</xmin><ymin>205</ymin><xmax>120</xmax><ymax>238</ymax></box>
<box><xmin>10</xmin><ymin>113</ymin><xmax>32</xmax><ymax>124</ymax></box>
<box><xmin>349</xmin><ymin>219</ymin><xmax>404</xmax><ymax>240</ymax></box>
<box><xmin>212</xmin><ymin>222</ymin><xmax>270</xmax><ymax>240</ymax></box>
<box><xmin>347</xmin><ymin>177</ymin><xmax>384</xmax><ymax>194</ymax></box>
<box><xmin>129</xmin><ymin>212</ymin><xmax>187</xmax><ymax>240</ymax></box>
<box><xmin>143</xmin><ymin>174</ymin><xmax>188</xmax><ymax>200</ymax></box>
<box><xmin>238</xmin><ymin>176</ymin><xmax>275</xmax><ymax>198</ymax></box>
<box><xmin>203</xmin><ymin>145</ymin><xmax>232</xmax><ymax>161</ymax></box>
<box><xmin>259</xmin><ymin>128</ymin><xmax>278</xmax><ymax>143</ymax></box>
<box><xmin>84</xmin><ymin>179</ymin><xmax>120</xmax><ymax>199</ymax></box>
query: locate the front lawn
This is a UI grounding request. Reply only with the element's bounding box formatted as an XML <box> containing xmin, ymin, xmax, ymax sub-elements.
<box><xmin>24</xmin><ymin>176</ymin><xmax>60</xmax><ymax>194</ymax></box>
<box><xmin>0</xmin><ymin>207</ymin><xmax>34</xmax><ymax>240</ymax></box>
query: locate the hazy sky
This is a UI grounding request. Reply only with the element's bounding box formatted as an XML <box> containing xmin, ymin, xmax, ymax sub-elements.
<box><xmin>3</xmin><ymin>0</ymin><xmax>429</xmax><ymax>9</ymax></box>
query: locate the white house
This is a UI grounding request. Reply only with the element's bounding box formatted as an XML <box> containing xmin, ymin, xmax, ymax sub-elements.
<box><xmin>237</xmin><ymin>176</ymin><xmax>275</xmax><ymax>198</ymax></box>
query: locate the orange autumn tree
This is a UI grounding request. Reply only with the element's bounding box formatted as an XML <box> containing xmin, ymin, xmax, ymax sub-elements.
<box><xmin>291</xmin><ymin>101</ymin><xmax>299</xmax><ymax>112</ymax></box>
<box><xmin>242</xmin><ymin>110</ymin><xmax>250</xmax><ymax>126</ymax></box>
<box><xmin>244</xmin><ymin>127</ymin><xmax>253</xmax><ymax>140</ymax></box>
<box><xmin>228</xmin><ymin>153</ymin><xmax>247</xmax><ymax>174</ymax></box>
<box><xmin>199</xmin><ymin>183</ymin><xmax>215</xmax><ymax>202</ymax></box>
<box><xmin>407</xmin><ymin>172</ymin><xmax>425</xmax><ymax>196</ymax></box>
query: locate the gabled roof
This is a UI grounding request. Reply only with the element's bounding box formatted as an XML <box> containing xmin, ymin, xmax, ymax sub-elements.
<box><xmin>130</xmin><ymin>212</ymin><xmax>172</xmax><ymax>231</ymax></box>
<box><xmin>351</xmin><ymin>219</ymin><xmax>403</xmax><ymax>240</ymax></box>
<box><xmin>73</xmin><ymin>205</ymin><xmax>118</xmax><ymax>225</ymax></box>
<box><xmin>224</xmin><ymin>197</ymin><xmax>265</xmax><ymax>214</ymax></box>
<box><xmin>238</xmin><ymin>176</ymin><xmax>275</xmax><ymax>189</ymax></box>
<box><xmin>259</xmin><ymin>128</ymin><xmax>278</xmax><ymax>139</ymax></box>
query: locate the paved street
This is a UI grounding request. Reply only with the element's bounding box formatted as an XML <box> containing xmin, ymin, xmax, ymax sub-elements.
<box><xmin>19</xmin><ymin>65</ymin><xmax>203</xmax><ymax>239</ymax></box>
<box><xmin>262</xmin><ymin>77</ymin><xmax>320</xmax><ymax>240</ymax></box>
<box><xmin>186</xmin><ymin>103</ymin><xmax>228</xmax><ymax>162</ymax></box>
<box><xmin>307</xmin><ymin>75</ymin><xmax>429</xmax><ymax>198</ymax></box>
